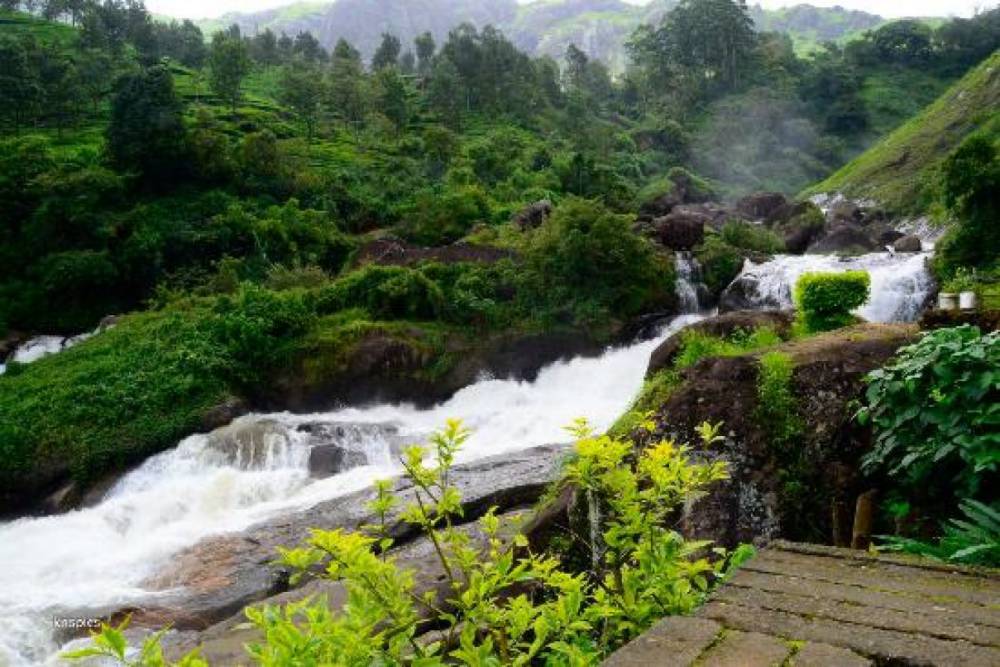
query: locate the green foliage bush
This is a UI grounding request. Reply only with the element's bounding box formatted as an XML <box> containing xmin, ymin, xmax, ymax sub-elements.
<box><xmin>67</xmin><ymin>419</ymin><xmax>752</xmax><ymax>666</ymax></box>
<box><xmin>720</xmin><ymin>221</ymin><xmax>785</xmax><ymax>254</ymax></box>
<box><xmin>522</xmin><ymin>197</ymin><xmax>672</xmax><ymax>324</ymax></box>
<box><xmin>694</xmin><ymin>236</ymin><xmax>745</xmax><ymax>298</ymax></box>
<box><xmin>880</xmin><ymin>499</ymin><xmax>1000</xmax><ymax>567</ymax></box>
<box><xmin>398</xmin><ymin>185</ymin><xmax>492</xmax><ymax>246</ymax></box>
<box><xmin>859</xmin><ymin>325</ymin><xmax>999</xmax><ymax>505</ymax></box>
<box><xmin>933</xmin><ymin>131</ymin><xmax>1000</xmax><ymax>280</ymax></box>
<box><xmin>793</xmin><ymin>270</ymin><xmax>870</xmax><ymax>332</ymax></box>
<box><xmin>315</xmin><ymin>264</ymin><xmax>445</xmax><ymax>321</ymax></box>
<box><xmin>754</xmin><ymin>351</ymin><xmax>801</xmax><ymax>447</ymax></box>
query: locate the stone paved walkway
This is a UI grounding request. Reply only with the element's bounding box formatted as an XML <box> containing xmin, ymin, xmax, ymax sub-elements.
<box><xmin>604</xmin><ymin>540</ymin><xmax>1000</xmax><ymax>666</ymax></box>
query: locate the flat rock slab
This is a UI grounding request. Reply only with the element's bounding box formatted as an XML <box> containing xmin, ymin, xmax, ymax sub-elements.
<box><xmin>604</xmin><ymin>540</ymin><xmax>1000</xmax><ymax>666</ymax></box>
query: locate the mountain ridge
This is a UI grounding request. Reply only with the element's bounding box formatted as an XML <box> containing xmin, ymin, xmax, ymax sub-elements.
<box><xmin>190</xmin><ymin>0</ymin><xmax>888</xmax><ymax>68</ymax></box>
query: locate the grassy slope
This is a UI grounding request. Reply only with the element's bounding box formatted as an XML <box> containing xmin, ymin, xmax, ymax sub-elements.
<box><xmin>806</xmin><ymin>51</ymin><xmax>1000</xmax><ymax>214</ymax></box>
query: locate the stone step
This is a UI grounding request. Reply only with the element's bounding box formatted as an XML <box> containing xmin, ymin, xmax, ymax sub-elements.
<box><xmin>602</xmin><ymin>541</ymin><xmax>1000</xmax><ymax>666</ymax></box>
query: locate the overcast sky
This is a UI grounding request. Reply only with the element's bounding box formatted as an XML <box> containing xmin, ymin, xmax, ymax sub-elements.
<box><xmin>147</xmin><ymin>0</ymin><xmax>995</xmax><ymax>21</ymax></box>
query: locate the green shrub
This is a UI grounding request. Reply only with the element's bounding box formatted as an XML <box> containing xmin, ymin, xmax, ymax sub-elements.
<box><xmin>933</xmin><ymin>132</ymin><xmax>1000</xmax><ymax>280</ymax></box>
<box><xmin>398</xmin><ymin>185</ymin><xmax>492</xmax><ymax>246</ymax></box>
<box><xmin>521</xmin><ymin>197</ymin><xmax>672</xmax><ymax>324</ymax></box>
<box><xmin>315</xmin><ymin>264</ymin><xmax>444</xmax><ymax>321</ymax></box>
<box><xmin>793</xmin><ymin>271</ymin><xmax>870</xmax><ymax>332</ymax></box>
<box><xmin>879</xmin><ymin>499</ymin><xmax>1000</xmax><ymax>568</ymax></box>
<box><xmin>754</xmin><ymin>351</ymin><xmax>801</xmax><ymax>447</ymax></box>
<box><xmin>859</xmin><ymin>325</ymin><xmax>999</xmax><ymax>505</ymax></box>
<box><xmin>694</xmin><ymin>236</ymin><xmax>745</xmax><ymax>298</ymax></box>
<box><xmin>720</xmin><ymin>221</ymin><xmax>784</xmax><ymax>254</ymax></box>
<box><xmin>674</xmin><ymin>327</ymin><xmax>782</xmax><ymax>369</ymax></box>
<box><xmin>68</xmin><ymin>420</ymin><xmax>752</xmax><ymax>666</ymax></box>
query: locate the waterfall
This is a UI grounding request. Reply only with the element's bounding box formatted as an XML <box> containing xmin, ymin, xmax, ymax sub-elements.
<box><xmin>0</xmin><ymin>323</ymin><xmax>110</xmax><ymax>375</ymax></box>
<box><xmin>722</xmin><ymin>251</ymin><xmax>934</xmax><ymax>323</ymax></box>
<box><xmin>675</xmin><ymin>251</ymin><xmax>708</xmax><ymax>313</ymax></box>
<box><xmin>0</xmin><ymin>313</ymin><xmax>705</xmax><ymax>666</ymax></box>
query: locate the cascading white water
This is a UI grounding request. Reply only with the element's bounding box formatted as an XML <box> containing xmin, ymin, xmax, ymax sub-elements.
<box><xmin>0</xmin><ymin>328</ymin><xmax>103</xmax><ymax>375</ymax></box>
<box><xmin>0</xmin><ymin>244</ymin><xmax>936</xmax><ymax>663</ymax></box>
<box><xmin>0</xmin><ymin>314</ymin><xmax>705</xmax><ymax>666</ymax></box>
<box><xmin>726</xmin><ymin>251</ymin><xmax>934</xmax><ymax>322</ymax></box>
<box><xmin>674</xmin><ymin>251</ymin><xmax>706</xmax><ymax>313</ymax></box>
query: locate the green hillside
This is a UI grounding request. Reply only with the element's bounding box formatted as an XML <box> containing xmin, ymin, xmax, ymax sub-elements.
<box><xmin>806</xmin><ymin>51</ymin><xmax>1000</xmax><ymax>214</ymax></box>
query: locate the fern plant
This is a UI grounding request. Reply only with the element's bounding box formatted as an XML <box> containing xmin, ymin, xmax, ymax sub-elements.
<box><xmin>879</xmin><ymin>499</ymin><xmax>1000</xmax><ymax>568</ymax></box>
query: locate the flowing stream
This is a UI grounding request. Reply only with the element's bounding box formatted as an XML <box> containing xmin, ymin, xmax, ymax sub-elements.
<box><xmin>725</xmin><ymin>251</ymin><xmax>934</xmax><ymax>323</ymax></box>
<box><xmin>0</xmin><ymin>249</ymin><xmax>933</xmax><ymax>665</ymax></box>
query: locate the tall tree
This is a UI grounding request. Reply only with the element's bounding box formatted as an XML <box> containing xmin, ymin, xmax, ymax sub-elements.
<box><xmin>209</xmin><ymin>30</ymin><xmax>251</xmax><ymax>113</ymax></box>
<box><xmin>293</xmin><ymin>31</ymin><xmax>326</xmax><ymax>63</ymax></box>
<box><xmin>0</xmin><ymin>35</ymin><xmax>40</xmax><ymax>132</ymax></box>
<box><xmin>414</xmin><ymin>31</ymin><xmax>435</xmax><ymax>75</ymax></box>
<box><xmin>106</xmin><ymin>64</ymin><xmax>187</xmax><ymax>181</ymax></box>
<box><xmin>279</xmin><ymin>61</ymin><xmax>325</xmax><ymax>141</ymax></box>
<box><xmin>375</xmin><ymin>66</ymin><xmax>408</xmax><ymax>131</ymax></box>
<box><xmin>371</xmin><ymin>32</ymin><xmax>400</xmax><ymax>70</ymax></box>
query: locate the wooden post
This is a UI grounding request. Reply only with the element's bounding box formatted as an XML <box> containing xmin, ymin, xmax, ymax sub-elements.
<box><xmin>832</xmin><ymin>499</ymin><xmax>850</xmax><ymax>547</ymax></box>
<box><xmin>852</xmin><ymin>490</ymin><xmax>877</xmax><ymax>550</ymax></box>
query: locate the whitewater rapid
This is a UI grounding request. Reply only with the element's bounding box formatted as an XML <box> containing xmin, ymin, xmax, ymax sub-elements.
<box><xmin>0</xmin><ymin>314</ymin><xmax>704</xmax><ymax>665</ymax></box>
<box><xmin>0</xmin><ymin>248</ymin><xmax>935</xmax><ymax>665</ymax></box>
<box><xmin>726</xmin><ymin>251</ymin><xmax>934</xmax><ymax>323</ymax></box>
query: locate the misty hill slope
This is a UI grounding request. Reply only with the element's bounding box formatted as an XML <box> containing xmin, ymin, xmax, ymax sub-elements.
<box><xmin>806</xmin><ymin>51</ymin><xmax>1000</xmax><ymax>214</ymax></box>
<box><xmin>192</xmin><ymin>0</ymin><xmax>885</xmax><ymax>66</ymax></box>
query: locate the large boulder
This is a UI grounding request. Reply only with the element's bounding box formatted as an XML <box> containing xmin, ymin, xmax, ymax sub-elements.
<box><xmin>807</xmin><ymin>223</ymin><xmax>881</xmax><ymax>255</ymax></box>
<box><xmin>767</xmin><ymin>202</ymin><xmax>826</xmax><ymax>254</ymax></box>
<box><xmin>827</xmin><ymin>200</ymin><xmax>863</xmax><ymax>224</ymax></box>
<box><xmin>512</xmin><ymin>200</ymin><xmax>552</xmax><ymax>230</ymax></box>
<box><xmin>108</xmin><ymin>443</ymin><xmax>572</xmax><ymax>637</ymax></box>
<box><xmin>653</xmin><ymin>212</ymin><xmax>706</xmax><ymax>250</ymax></box>
<box><xmin>736</xmin><ymin>192</ymin><xmax>788</xmax><ymax>221</ymax></box>
<box><xmin>646</xmin><ymin>310</ymin><xmax>795</xmax><ymax>376</ymax></box>
<box><xmin>644</xmin><ymin>324</ymin><xmax>918</xmax><ymax>547</ymax></box>
<box><xmin>893</xmin><ymin>235</ymin><xmax>922</xmax><ymax>253</ymax></box>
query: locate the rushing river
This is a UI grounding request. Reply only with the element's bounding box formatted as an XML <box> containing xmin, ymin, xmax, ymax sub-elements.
<box><xmin>0</xmin><ymin>249</ymin><xmax>934</xmax><ymax>665</ymax></box>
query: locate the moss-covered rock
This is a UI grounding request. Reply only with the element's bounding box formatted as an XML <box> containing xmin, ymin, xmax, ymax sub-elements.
<box><xmin>634</xmin><ymin>323</ymin><xmax>919</xmax><ymax>547</ymax></box>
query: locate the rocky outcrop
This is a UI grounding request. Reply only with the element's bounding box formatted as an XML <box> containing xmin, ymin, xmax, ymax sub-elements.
<box><xmin>646</xmin><ymin>310</ymin><xmax>795</xmax><ymax>376</ymax></box>
<box><xmin>653</xmin><ymin>212</ymin><xmax>706</xmax><ymax>250</ymax></box>
<box><xmin>737</xmin><ymin>192</ymin><xmax>788</xmax><ymax>221</ymax></box>
<box><xmin>892</xmin><ymin>234</ymin><xmax>922</xmax><ymax>253</ymax></box>
<box><xmin>267</xmin><ymin>326</ymin><xmax>607</xmax><ymax>412</ymax></box>
<box><xmin>645</xmin><ymin>323</ymin><xmax>918</xmax><ymax>547</ymax></box>
<box><xmin>807</xmin><ymin>223</ymin><xmax>882</xmax><ymax>255</ymax></box>
<box><xmin>354</xmin><ymin>238</ymin><xmax>515</xmax><ymax>268</ymax></box>
<box><xmin>95</xmin><ymin>444</ymin><xmax>569</xmax><ymax>639</ymax></box>
<box><xmin>512</xmin><ymin>199</ymin><xmax>553</xmax><ymax>230</ymax></box>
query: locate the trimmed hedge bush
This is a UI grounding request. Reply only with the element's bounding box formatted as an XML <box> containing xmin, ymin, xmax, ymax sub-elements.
<box><xmin>794</xmin><ymin>270</ymin><xmax>871</xmax><ymax>332</ymax></box>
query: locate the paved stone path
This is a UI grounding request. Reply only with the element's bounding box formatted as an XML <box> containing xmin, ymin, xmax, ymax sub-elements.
<box><xmin>605</xmin><ymin>540</ymin><xmax>1000</xmax><ymax>666</ymax></box>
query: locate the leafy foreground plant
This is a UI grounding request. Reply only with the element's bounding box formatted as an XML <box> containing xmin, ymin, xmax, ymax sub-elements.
<box><xmin>67</xmin><ymin>419</ymin><xmax>752</xmax><ymax>666</ymax></box>
<box><xmin>878</xmin><ymin>499</ymin><xmax>1000</xmax><ymax>568</ymax></box>
<box><xmin>858</xmin><ymin>325</ymin><xmax>999</xmax><ymax>504</ymax></box>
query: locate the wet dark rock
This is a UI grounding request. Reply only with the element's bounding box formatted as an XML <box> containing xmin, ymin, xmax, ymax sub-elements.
<box><xmin>736</xmin><ymin>192</ymin><xmax>788</xmax><ymax>221</ymax></box>
<box><xmin>512</xmin><ymin>199</ymin><xmax>553</xmax><ymax>230</ymax></box>
<box><xmin>892</xmin><ymin>235</ymin><xmax>922</xmax><ymax>253</ymax></box>
<box><xmin>126</xmin><ymin>443</ymin><xmax>570</xmax><ymax>633</ymax></box>
<box><xmin>268</xmin><ymin>326</ymin><xmax>606</xmax><ymax>413</ymax></box>
<box><xmin>718</xmin><ymin>270</ymin><xmax>782</xmax><ymax>313</ymax></box>
<box><xmin>200</xmin><ymin>397</ymin><xmax>249</xmax><ymax>433</ymax></box>
<box><xmin>653</xmin><ymin>213</ymin><xmax>706</xmax><ymax>250</ymax></box>
<box><xmin>650</xmin><ymin>324</ymin><xmax>918</xmax><ymax>547</ymax></box>
<box><xmin>807</xmin><ymin>223</ymin><xmax>881</xmax><ymax>255</ymax></box>
<box><xmin>878</xmin><ymin>229</ymin><xmax>905</xmax><ymax>246</ymax></box>
<box><xmin>307</xmin><ymin>444</ymin><xmax>368</xmax><ymax>478</ymax></box>
<box><xmin>646</xmin><ymin>311</ymin><xmax>795</xmax><ymax>376</ymax></box>
<box><xmin>828</xmin><ymin>200</ymin><xmax>862</xmax><ymax>223</ymax></box>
